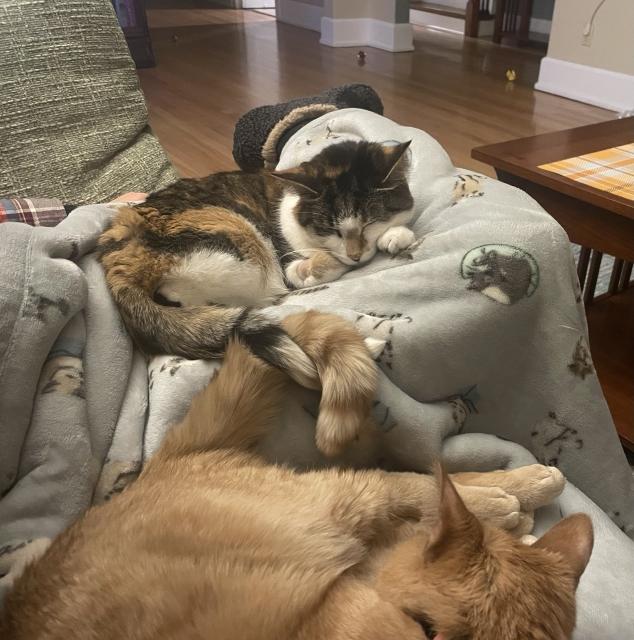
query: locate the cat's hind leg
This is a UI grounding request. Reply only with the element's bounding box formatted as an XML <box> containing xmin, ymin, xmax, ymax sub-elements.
<box><xmin>303</xmin><ymin>468</ymin><xmax>520</xmax><ymax>551</ymax></box>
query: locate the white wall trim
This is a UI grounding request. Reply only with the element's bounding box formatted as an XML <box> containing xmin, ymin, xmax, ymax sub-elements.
<box><xmin>320</xmin><ymin>17</ymin><xmax>414</xmax><ymax>52</ymax></box>
<box><xmin>276</xmin><ymin>0</ymin><xmax>322</xmax><ymax>32</ymax></box>
<box><xmin>536</xmin><ymin>57</ymin><xmax>634</xmax><ymax>113</ymax></box>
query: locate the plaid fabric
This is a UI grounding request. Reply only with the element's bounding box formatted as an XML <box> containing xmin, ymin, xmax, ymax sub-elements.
<box><xmin>539</xmin><ymin>143</ymin><xmax>634</xmax><ymax>201</ymax></box>
<box><xmin>0</xmin><ymin>198</ymin><xmax>66</xmax><ymax>227</ymax></box>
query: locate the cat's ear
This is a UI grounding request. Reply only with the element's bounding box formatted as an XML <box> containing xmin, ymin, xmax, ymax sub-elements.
<box><xmin>377</xmin><ymin>140</ymin><xmax>412</xmax><ymax>185</ymax></box>
<box><xmin>270</xmin><ymin>170</ymin><xmax>321</xmax><ymax>197</ymax></box>
<box><xmin>426</xmin><ymin>463</ymin><xmax>484</xmax><ymax>562</ymax></box>
<box><xmin>533</xmin><ymin>514</ymin><xmax>593</xmax><ymax>586</ymax></box>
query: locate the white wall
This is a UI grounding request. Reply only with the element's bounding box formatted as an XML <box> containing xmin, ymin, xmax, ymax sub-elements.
<box><xmin>548</xmin><ymin>0</ymin><xmax>634</xmax><ymax>75</ymax></box>
<box><xmin>276</xmin><ymin>0</ymin><xmax>413</xmax><ymax>51</ymax></box>
<box><xmin>536</xmin><ymin>0</ymin><xmax>634</xmax><ymax>112</ymax></box>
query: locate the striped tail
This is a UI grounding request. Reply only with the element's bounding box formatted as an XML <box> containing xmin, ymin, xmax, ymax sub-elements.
<box><xmin>110</xmin><ymin>286</ymin><xmax>319</xmax><ymax>390</ymax></box>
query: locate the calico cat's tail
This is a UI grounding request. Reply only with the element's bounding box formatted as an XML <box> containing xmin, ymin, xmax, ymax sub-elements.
<box><xmin>113</xmin><ymin>283</ymin><xmax>319</xmax><ymax>389</ymax></box>
<box><xmin>155</xmin><ymin>313</ymin><xmax>380</xmax><ymax>459</ymax></box>
<box><xmin>98</xmin><ymin>211</ymin><xmax>317</xmax><ymax>388</ymax></box>
<box><xmin>99</xmin><ymin>216</ymin><xmax>380</xmax><ymax>455</ymax></box>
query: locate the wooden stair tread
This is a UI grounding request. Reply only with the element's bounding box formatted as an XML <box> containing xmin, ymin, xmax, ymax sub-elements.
<box><xmin>587</xmin><ymin>286</ymin><xmax>634</xmax><ymax>451</ymax></box>
<box><xmin>410</xmin><ymin>1</ymin><xmax>465</xmax><ymax>19</ymax></box>
<box><xmin>410</xmin><ymin>1</ymin><xmax>494</xmax><ymax>20</ymax></box>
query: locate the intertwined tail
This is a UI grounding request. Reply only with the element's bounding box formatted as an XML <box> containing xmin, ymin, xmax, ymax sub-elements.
<box><xmin>281</xmin><ymin>312</ymin><xmax>379</xmax><ymax>456</ymax></box>
<box><xmin>155</xmin><ymin>312</ymin><xmax>379</xmax><ymax>459</ymax></box>
<box><xmin>158</xmin><ymin>339</ymin><xmax>288</xmax><ymax>458</ymax></box>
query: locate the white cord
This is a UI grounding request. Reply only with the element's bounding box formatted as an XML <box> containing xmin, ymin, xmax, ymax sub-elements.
<box><xmin>583</xmin><ymin>0</ymin><xmax>607</xmax><ymax>36</ymax></box>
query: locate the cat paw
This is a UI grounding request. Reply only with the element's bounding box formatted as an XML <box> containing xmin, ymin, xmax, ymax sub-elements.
<box><xmin>510</xmin><ymin>511</ymin><xmax>535</xmax><ymax>537</ymax></box>
<box><xmin>377</xmin><ymin>226</ymin><xmax>416</xmax><ymax>255</ymax></box>
<box><xmin>500</xmin><ymin>465</ymin><xmax>565</xmax><ymax>512</ymax></box>
<box><xmin>457</xmin><ymin>485</ymin><xmax>521</xmax><ymax>530</ymax></box>
<box><xmin>520</xmin><ymin>534</ymin><xmax>537</xmax><ymax>545</ymax></box>
<box><xmin>285</xmin><ymin>259</ymin><xmax>312</xmax><ymax>289</ymax></box>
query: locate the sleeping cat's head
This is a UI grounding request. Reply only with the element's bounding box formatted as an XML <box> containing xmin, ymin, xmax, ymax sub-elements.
<box><xmin>273</xmin><ymin>139</ymin><xmax>414</xmax><ymax>266</ymax></box>
<box><xmin>377</xmin><ymin>471</ymin><xmax>594</xmax><ymax>640</ymax></box>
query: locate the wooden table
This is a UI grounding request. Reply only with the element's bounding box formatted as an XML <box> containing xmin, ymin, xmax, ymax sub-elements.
<box><xmin>472</xmin><ymin>118</ymin><xmax>634</xmax><ymax>450</ymax></box>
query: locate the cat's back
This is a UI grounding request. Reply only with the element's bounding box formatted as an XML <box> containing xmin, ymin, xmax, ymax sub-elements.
<box><xmin>1</xmin><ymin>455</ymin><xmax>360</xmax><ymax>640</ymax></box>
<box><xmin>141</xmin><ymin>170</ymin><xmax>280</xmax><ymax>220</ymax></box>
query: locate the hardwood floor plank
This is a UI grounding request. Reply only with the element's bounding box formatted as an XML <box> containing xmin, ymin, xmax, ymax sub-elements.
<box><xmin>139</xmin><ymin>12</ymin><xmax>612</xmax><ymax>177</ymax></box>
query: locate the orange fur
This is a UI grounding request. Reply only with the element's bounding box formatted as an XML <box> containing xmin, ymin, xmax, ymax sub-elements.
<box><xmin>0</xmin><ymin>341</ymin><xmax>592</xmax><ymax>640</ymax></box>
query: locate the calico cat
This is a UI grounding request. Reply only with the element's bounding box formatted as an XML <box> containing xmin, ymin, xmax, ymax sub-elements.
<box><xmin>0</xmin><ymin>314</ymin><xmax>592</xmax><ymax>640</ymax></box>
<box><xmin>98</xmin><ymin>139</ymin><xmax>415</xmax><ymax>390</ymax></box>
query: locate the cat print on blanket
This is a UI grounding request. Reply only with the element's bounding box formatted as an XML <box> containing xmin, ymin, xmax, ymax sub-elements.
<box><xmin>568</xmin><ymin>337</ymin><xmax>594</xmax><ymax>379</ymax></box>
<box><xmin>23</xmin><ymin>289</ymin><xmax>70</xmax><ymax>322</ymax></box>
<box><xmin>354</xmin><ymin>312</ymin><xmax>413</xmax><ymax>370</ymax></box>
<box><xmin>461</xmin><ymin>244</ymin><xmax>539</xmax><ymax>305</ymax></box>
<box><xmin>451</xmin><ymin>173</ymin><xmax>485</xmax><ymax>206</ymax></box>
<box><xmin>40</xmin><ymin>356</ymin><xmax>85</xmax><ymax>399</ymax></box>
<box><xmin>531</xmin><ymin>412</ymin><xmax>584</xmax><ymax>467</ymax></box>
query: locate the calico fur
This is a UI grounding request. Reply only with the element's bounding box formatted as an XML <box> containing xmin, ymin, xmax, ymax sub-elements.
<box><xmin>0</xmin><ymin>315</ymin><xmax>592</xmax><ymax>640</ymax></box>
<box><xmin>97</xmin><ymin>141</ymin><xmax>415</xmax><ymax>413</ymax></box>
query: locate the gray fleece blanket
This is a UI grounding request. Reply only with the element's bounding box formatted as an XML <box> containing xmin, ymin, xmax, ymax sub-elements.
<box><xmin>0</xmin><ymin>110</ymin><xmax>633</xmax><ymax>636</ymax></box>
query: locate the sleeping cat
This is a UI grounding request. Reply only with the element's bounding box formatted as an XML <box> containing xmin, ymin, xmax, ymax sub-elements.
<box><xmin>0</xmin><ymin>313</ymin><xmax>592</xmax><ymax>640</ymax></box>
<box><xmin>98</xmin><ymin>139</ymin><xmax>415</xmax><ymax>391</ymax></box>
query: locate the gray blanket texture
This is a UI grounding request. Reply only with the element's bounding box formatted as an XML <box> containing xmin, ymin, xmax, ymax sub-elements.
<box><xmin>0</xmin><ymin>110</ymin><xmax>632</xmax><ymax>636</ymax></box>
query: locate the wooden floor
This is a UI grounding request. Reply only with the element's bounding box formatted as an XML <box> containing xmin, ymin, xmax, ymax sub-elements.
<box><xmin>138</xmin><ymin>7</ymin><xmax>612</xmax><ymax>177</ymax></box>
<box><xmin>587</xmin><ymin>289</ymin><xmax>634</xmax><ymax>450</ymax></box>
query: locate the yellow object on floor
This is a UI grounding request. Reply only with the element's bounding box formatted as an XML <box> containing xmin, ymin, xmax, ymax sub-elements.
<box><xmin>539</xmin><ymin>143</ymin><xmax>634</xmax><ymax>201</ymax></box>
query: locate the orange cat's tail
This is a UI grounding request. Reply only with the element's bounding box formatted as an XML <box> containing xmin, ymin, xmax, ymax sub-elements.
<box><xmin>281</xmin><ymin>311</ymin><xmax>379</xmax><ymax>456</ymax></box>
<box><xmin>157</xmin><ymin>339</ymin><xmax>288</xmax><ymax>458</ymax></box>
<box><xmin>156</xmin><ymin>312</ymin><xmax>380</xmax><ymax>459</ymax></box>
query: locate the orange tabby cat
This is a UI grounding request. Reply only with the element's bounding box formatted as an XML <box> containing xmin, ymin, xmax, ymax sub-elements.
<box><xmin>0</xmin><ymin>313</ymin><xmax>592</xmax><ymax>640</ymax></box>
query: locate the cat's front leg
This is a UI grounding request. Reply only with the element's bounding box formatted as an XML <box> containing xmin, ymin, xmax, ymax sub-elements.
<box><xmin>377</xmin><ymin>226</ymin><xmax>416</xmax><ymax>255</ymax></box>
<box><xmin>285</xmin><ymin>251</ymin><xmax>349</xmax><ymax>288</ymax></box>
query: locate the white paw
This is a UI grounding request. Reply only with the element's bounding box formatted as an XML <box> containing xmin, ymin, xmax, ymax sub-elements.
<box><xmin>377</xmin><ymin>226</ymin><xmax>416</xmax><ymax>255</ymax></box>
<box><xmin>520</xmin><ymin>534</ymin><xmax>537</xmax><ymax>546</ymax></box>
<box><xmin>285</xmin><ymin>259</ymin><xmax>310</xmax><ymax>288</ymax></box>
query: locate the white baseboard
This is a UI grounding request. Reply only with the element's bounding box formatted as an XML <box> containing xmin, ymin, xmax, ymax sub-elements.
<box><xmin>320</xmin><ymin>17</ymin><xmax>414</xmax><ymax>51</ymax></box>
<box><xmin>276</xmin><ymin>0</ymin><xmax>322</xmax><ymax>32</ymax></box>
<box><xmin>536</xmin><ymin>57</ymin><xmax>634</xmax><ymax>113</ymax></box>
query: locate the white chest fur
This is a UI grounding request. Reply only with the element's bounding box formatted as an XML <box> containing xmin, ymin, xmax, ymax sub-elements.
<box><xmin>278</xmin><ymin>192</ymin><xmax>314</xmax><ymax>255</ymax></box>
